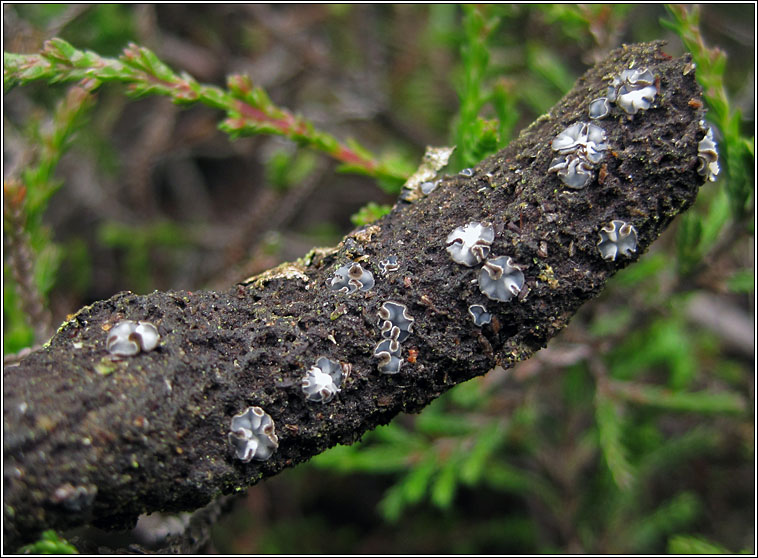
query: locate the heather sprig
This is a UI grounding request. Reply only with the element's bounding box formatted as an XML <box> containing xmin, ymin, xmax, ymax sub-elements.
<box><xmin>4</xmin><ymin>38</ymin><xmax>409</xmax><ymax>185</ymax></box>
<box><xmin>4</xmin><ymin>80</ymin><xmax>96</xmax><ymax>351</ymax></box>
<box><xmin>450</xmin><ymin>5</ymin><xmax>508</xmax><ymax>171</ymax></box>
<box><xmin>3</xmin><ymin>178</ymin><xmax>51</xmax><ymax>347</ymax></box>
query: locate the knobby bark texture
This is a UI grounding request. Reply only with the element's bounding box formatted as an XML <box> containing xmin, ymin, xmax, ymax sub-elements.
<box><xmin>4</xmin><ymin>42</ymin><xmax>708</xmax><ymax>551</ymax></box>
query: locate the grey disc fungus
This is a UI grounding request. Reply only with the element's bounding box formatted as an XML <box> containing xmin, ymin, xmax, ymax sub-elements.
<box><xmin>478</xmin><ymin>256</ymin><xmax>525</xmax><ymax>302</ymax></box>
<box><xmin>378</xmin><ymin>256</ymin><xmax>400</xmax><ymax>275</ymax></box>
<box><xmin>549</xmin><ymin>122</ymin><xmax>608</xmax><ymax>189</ymax></box>
<box><xmin>301</xmin><ymin>356</ymin><xmax>343</xmax><ymax>403</ymax></box>
<box><xmin>468</xmin><ymin>304</ymin><xmax>492</xmax><ymax>327</ymax></box>
<box><xmin>551</xmin><ymin>122</ymin><xmax>608</xmax><ymax>163</ymax></box>
<box><xmin>106</xmin><ymin>320</ymin><xmax>160</xmax><ymax>357</ymax></box>
<box><xmin>446</xmin><ymin>221</ymin><xmax>495</xmax><ymax>266</ymax></box>
<box><xmin>548</xmin><ymin>155</ymin><xmax>596</xmax><ymax>189</ymax></box>
<box><xmin>51</xmin><ymin>483</ymin><xmax>97</xmax><ymax>513</ymax></box>
<box><xmin>588</xmin><ymin>97</ymin><xmax>611</xmax><ymax>119</ymax></box>
<box><xmin>373</xmin><ymin>337</ymin><xmax>403</xmax><ymax>375</ymax></box>
<box><xmin>374</xmin><ymin>301</ymin><xmax>414</xmax><ymax>374</ymax></box>
<box><xmin>551</xmin><ymin>122</ymin><xmax>588</xmax><ymax>153</ymax></box>
<box><xmin>597</xmin><ymin>220</ymin><xmax>638</xmax><ymax>261</ymax></box>
<box><xmin>228</xmin><ymin>406</ymin><xmax>279</xmax><ymax>463</ymax></box>
<box><xmin>328</xmin><ymin>263</ymin><xmax>375</xmax><ymax>294</ymax></box>
<box><xmin>420</xmin><ymin>180</ymin><xmax>440</xmax><ymax>195</ymax></box>
<box><xmin>377</xmin><ymin>301</ymin><xmax>414</xmax><ymax>343</ymax></box>
<box><xmin>697</xmin><ymin>123</ymin><xmax>720</xmax><ymax>182</ymax></box>
<box><xmin>607</xmin><ymin>67</ymin><xmax>657</xmax><ymax>115</ymax></box>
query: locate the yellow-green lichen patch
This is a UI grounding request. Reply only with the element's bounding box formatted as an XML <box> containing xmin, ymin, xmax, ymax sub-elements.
<box><xmin>538</xmin><ymin>264</ymin><xmax>560</xmax><ymax>289</ymax></box>
<box><xmin>94</xmin><ymin>357</ymin><xmax>119</xmax><ymax>376</ymax></box>
<box><xmin>330</xmin><ymin>303</ymin><xmax>347</xmax><ymax>321</ymax></box>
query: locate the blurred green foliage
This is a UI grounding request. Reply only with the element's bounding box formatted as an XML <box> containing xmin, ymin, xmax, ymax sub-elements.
<box><xmin>15</xmin><ymin>4</ymin><xmax>137</xmax><ymax>56</ymax></box>
<box><xmin>96</xmin><ymin>221</ymin><xmax>191</xmax><ymax>295</ymax></box>
<box><xmin>18</xmin><ymin>529</ymin><xmax>78</xmax><ymax>554</ymax></box>
<box><xmin>449</xmin><ymin>5</ymin><xmax>508</xmax><ymax>170</ymax></box>
<box><xmin>3</xmin><ymin>287</ymin><xmax>33</xmax><ymax>350</ymax></box>
<box><xmin>350</xmin><ymin>201</ymin><xmax>393</xmax><ymax>227</ymax></box>
<box><xmin>668</xmin><ymin>534</ymin><xmax>752</xmax><ymax>554</ymax></box>
<box><xmin>264</xmin><ymin>148</ymin><xmax>318</xmax><ymax>193</ymax></box>
<box><xmin>3</xmin><ymin>3</ymin><xmax>753</xmax><ymax>554</ymax></box>
<box><xmin>4</xmin><ymin>82</ymin><xmax>95</xmax><ymax>352</ymax></box>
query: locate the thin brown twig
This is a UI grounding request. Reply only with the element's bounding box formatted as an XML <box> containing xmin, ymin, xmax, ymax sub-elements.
<box><xmin>3</xmin><ymin>179</ymin><xmax>53</xmax><ymax>344</ymax></box>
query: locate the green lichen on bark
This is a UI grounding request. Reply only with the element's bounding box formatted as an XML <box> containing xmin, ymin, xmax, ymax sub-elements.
<box><xmin>3</xmin><ymin>41</ymin><xmax>708</xmax><ymax>551</ymax></box>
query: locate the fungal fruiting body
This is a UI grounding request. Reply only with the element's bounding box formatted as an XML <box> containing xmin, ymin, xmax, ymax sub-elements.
<box><xmin>302</xmin><ymin>357</ymin><xmax>343</xmax><ymax>403</ymax></box>
<box><xmin>697</xmin><ymin>123</ymin><xmax>720</xmax><ymax>182</ymax></box>
<box><xmin>106</xmin><ymin>320</ymin><xmax>160</xmax><ymax>357</ymax></box>
<box><xmin>607</xmin><ymin>68</ymin><xmax>657</xmax><ymax>115</ymax></box>
<box><xmin>374</xmin><ymin>301</ymin><xmax>414</xmax><ymax>374</ymax></box>
<box><xmin>420</xmin><ymin>180</ymin><xmax>440</xmax><ymax>195</ymax></box>
<box><xmin>446</xmin><ymin>222</ymin><xmax>495</xmax><ymax>266</ymax></box>
<box><xmin>468</xmin><ymin>304</ymin><xmax>492</xmax><ymax>326</ymax></box>
<box><xmin>51</xmin><ymin>483</ymin><xmax>97</xmax><ymax>512</ymax></box>
<box><xmin>551</xmin><ymin>122</ymin><xmax>608</xmax><ymax>163</ymax></box>
<box><xmin>228</xmin><ymin>406</ymin><xmax>279</xmax><ymax>462</ymax></box>
<box><xmin>548</xmin><ymin>155</ymin><xmax>595</xmax><ymax>189</ymax></box>
<box><xmin>378</xmin><ymin>256</ymin><xmax>400</xmax><ymax>275</ymax></box>
<box><xmin>548</xmin><ymin>122</ymin><xmax>608</xmax><ymax>189</ymax></box>
<box><xmin>459</xmin><ymin>168</ymin><xmax>474</xmax><ymax>177</ymax></box>
<box><xmin>377</xmin><ymin>301</ymin><xmax>415</xmax><ymax>342</ymax></box>
<box><xmin>373</xmin><ymin>337</ymin><xmax>403</xmax><ymax>374</ymax></box>
<box><xmin>478</xmin><ymin>256</ymin><xmax>525</xmax><ymax>302</ymax></box>
<box><xmin>597</xmin><ymin>220</ymin><xmax>638</xmax><ymax>261</ymax></box>
<box><xmin>588</xmin><ymin>97</ymin><xmax>610</xmax><ymax>119</ymax></box>
<box><xmin>328</xmin><ymin>263</ymin><xmax>375</xmax><ymax>293</ymax></box>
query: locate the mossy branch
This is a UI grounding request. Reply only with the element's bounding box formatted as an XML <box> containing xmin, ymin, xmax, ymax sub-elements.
<box><xmin>3</xmin><ymin>42</ymin><xmax>709</xmax><ymax>552</ymax></box>
<box><xmin>4</xmin><ymin>38</ymin><xmax>408</xmax><ymax>184</ymax></box>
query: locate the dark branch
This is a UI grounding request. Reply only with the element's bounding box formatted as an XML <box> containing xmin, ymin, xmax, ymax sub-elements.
<box><xmin>3</xmin><ymin>41</ymin><xmax>706</xmax><ymax>551</ymax></box>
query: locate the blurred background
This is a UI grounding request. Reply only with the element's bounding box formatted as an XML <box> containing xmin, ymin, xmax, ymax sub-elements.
<box><xmin>3</xmin><ymin>4</ymin><xmax>754</xmax><ymax>554</ymax></box>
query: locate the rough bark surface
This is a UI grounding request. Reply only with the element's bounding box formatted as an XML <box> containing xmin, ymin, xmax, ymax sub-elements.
<box><xmin>3</xmin><ymin>41</ymin><xmax>707</xmax><ymax>551</ymax></box>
